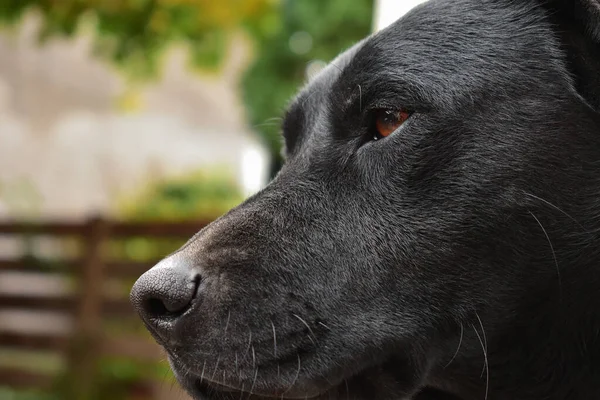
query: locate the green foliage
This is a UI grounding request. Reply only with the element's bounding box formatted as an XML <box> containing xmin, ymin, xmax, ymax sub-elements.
<box><xmin>98</xmin><ymin>356</ymin><xmax>171</xmax><ymax>383</ymax></box>
<box><xmin>114</xmin><ymin>168</ymin><xmax>243</xmax><ymax>262</ymax></box>
<box><xmin>92</xmin><ymin>356</ymin><xmax>171</xmax><ymax>400</ymax></box>
<box><xmin>0</xmin><ymin>353</ymin><xmax>165</xmax><ymax>400</ymax></box>
<box><xmin>0</xmin><ymin>0</ymin><xmax>279</xmax><ymax>79</ymax></box>
<box><xmin>0</xmin><ymin>387</ymin><xmax>59</xmax><ymax>400</ymax></box>
<box><xmin>241</xmin><ymin>0</ymin><xmax>374</xmax><ymax>176</ymax></box>
<box><xmin>51</xmin><ymin>354</ymin><xmax>171</xmax><ymax>400</ymax></box>
<box><xmin>118</xmin><ymin>169</ymin><xmax>243</xmax><ymax>222</ymax></box>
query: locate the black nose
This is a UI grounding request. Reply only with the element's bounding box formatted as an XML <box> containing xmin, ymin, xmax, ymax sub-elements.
<box><xmin>130</xmin><ymin>253</ymin><xmax>201</xmax><ymax>335</ymax></box>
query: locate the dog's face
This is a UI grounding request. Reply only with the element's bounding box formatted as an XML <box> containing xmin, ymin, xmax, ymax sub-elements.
<box><xmin>131</xmin><ymin>0</ymin><xmax>600</xmax><ymax>399</ymax></box>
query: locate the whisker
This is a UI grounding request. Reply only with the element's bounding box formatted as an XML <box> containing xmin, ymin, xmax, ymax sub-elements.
<box><xmin>475</xmin><ymin>312</ymin><xmax>488</xmax><ymax>378</ymax></box>
<box><xmin>253</xmin><ymin>121</ymin><xmax>283</xmax><ymax>129</ymax></box>
<box><xmin>329</xmin><ymin>62</ymin><xmax>342</xmax><ymax>72</ymax></box>
<box><xmin>211</xmin><ymin>355</ymin><xmax>221</xmax><ymax>380</ymax></box>
<box><xmin>163</xmin><ymin>361</ymin><xmax>180</xmax><ymax>395</ymax></box>
<box><xmin>224</xmin><ymin>310</ymin><xmax>231</xmax><ymax>334</ymax></box>
<box><xmin>236</xmin><ymin>352</ymin><xmax>243</xmax><ymax>383</ymax></box>
<box><xmin>472</xmin><ymin>322</ymin><xmax>489</xmax><ymax>400</ymax></box>
<box><xmin>200</xmin><ymin>360</ymin><xmax>207</xmax><ymax>384</ymax></box>
<box><xmin>475</xmin><ymin>312</ymin><xmax>488</xmax><ymax>354</ymax></box>
<box><xmin>245</xmin><ymin>330</ymin><xmax>253</xmax><ymax>358</ymax></box>
<box><xmin>254</xmin><ymin>117</ymin><xmax>283</xmax><ymax>129</ymax></box>
<box><xmin>345</xmin><ymin>378</ymin><xmax>350</xmax><ymax>400</ymax></box>
<box><xmin>529</xmin><ymin>210</ymin><xmax>562</xmax><ymax>298</ymax></box>
<box><xmin>249</xmin><ymin>368</ymin><xmax>259</xmax><ymax>395</ymax></box>
<box><xmin>300</xmin><ymin>90</ymin><xmax>319</xmax><ymax>107</ymax></box>
<box><xmin>317</xmin><ymin>321</ymin><xmax>331</xmax><ymax>330</ymax></box>
<box><xmin>444</xmin><ymin>322</ymin><xmax>464</xmax><ymax>368</ymax></box>
<box><xmin>252</xmin><ymin>345</ymin><xmax>257</xmax><ymax>369</ymax></box>
<box><xmin>272</xmin><ymin>320</ymin><xmax>278</xmax><ymax>357</ymax></box>
<box><xmin>524</xmin><ymin>192</ymin><xmax>583</xmax><ymax>228</ymax></box>
<box><xmin>238</xmin><ymin>383</ymin><xmax>245</xmax><ymax>400</ymax></box>
<box><xmin>264</xmin><ymin>117</ymin><xmax>283</xmax><ymax>123</ymax></box>
<box><xmin>160</xmin><ymin>368</ymin><xmax>170</xmax><ymax>393</ymax></box>
<box><xmin>293</xmin><ymin>314</ymin><xmax>318</xmax><ymax>344</ymax></box>
<box><xmin>357</xmin><ymin>84</ymin><xmax>363</xmax><ymax>112</ymax></box>
<box><xmin>282</xmin><ymin>354</ymin><xmax>302</xmax><ymax>395</ymax></box>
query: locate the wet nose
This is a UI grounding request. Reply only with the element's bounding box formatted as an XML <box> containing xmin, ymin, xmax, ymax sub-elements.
<box><xmin>130</xmin><ymin>253</ymin><xmax>201</xmax><ymax>335</ymax></box>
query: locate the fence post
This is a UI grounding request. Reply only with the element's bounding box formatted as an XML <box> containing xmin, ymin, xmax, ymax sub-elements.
<box><xmin>66</xmin><ymin>216</ymin><xmax>109</xmax><ymax>400</ymax></box>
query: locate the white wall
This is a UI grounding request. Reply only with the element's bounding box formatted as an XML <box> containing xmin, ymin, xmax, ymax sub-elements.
<box><xmin>373</xmin><ymin>0</ymin><xmax>430</xmax><ymax>31</ymax></box>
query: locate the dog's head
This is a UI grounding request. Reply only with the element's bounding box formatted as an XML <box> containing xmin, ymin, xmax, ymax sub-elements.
<box><xmin>131</xmin><ymin>0</ymin><xmax>600</xmax><ymax>399</ymax></box>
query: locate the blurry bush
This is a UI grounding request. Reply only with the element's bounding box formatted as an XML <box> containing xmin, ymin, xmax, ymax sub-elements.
<box><xmin>242</xmin><ymin>0</ymin><xmax>374</xmax><ymax>175</ymax></box>
<box><xmin>113</xmin><ymin>168</ymin><xmax>243</xmax><ymax>262</ymax></box>
<box><xmin>0</xmin><ymin>387</ymin><xmax>57</xmax><ymax>400</ymax></box>
<box><xmin>118</xmin><ymin>169</ymin><xmax>243</xmax><ymax>222</ymax></box>
<box><xmin>0</xmin><ymin>0</ymin><xmax>373</xmax><ymax>177</ymax></box>
<box><xmin>53</xmin><ymin>355</ymin><xmax>171</xmax><ymax>400</ymax></box>
<box><xmin>0</xmin><ymin>0</ymin><xmax>278</xmax><ymax>77</ymax></box>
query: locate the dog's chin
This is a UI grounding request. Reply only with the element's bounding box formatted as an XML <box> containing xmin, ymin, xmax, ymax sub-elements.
<box><xmin>170</xmin><ymin>353</ymin><xmax>427</xmax><ymax>400</ymax></box>
<box><xmin>185</xmin><ymin>378</ymin><xmax>330</xmax><ymax>400</ymax></box>
<box><xmin>171</xmin><ymin>362</ymin><xmax>334</xmax><ymax>400</ymax></box>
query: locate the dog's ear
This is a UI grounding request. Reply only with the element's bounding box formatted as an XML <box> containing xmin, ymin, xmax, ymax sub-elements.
<box><xmin>545</xmin><ymin>0</ymin><xmax>600</xmax><ymax>41</ymax></box>
<box><xmin>543</xmin><ymin>0</ymin><xmax>600</xmax><ymax>110</ymax></box>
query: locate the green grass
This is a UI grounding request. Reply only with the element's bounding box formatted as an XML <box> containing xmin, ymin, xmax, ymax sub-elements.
<box><xmin>0</xmin><ymin>348</ymin><xmax>65</xmax><ymax>375</ymax></box>
<box><xmin>0</xmin><ymin>387</ymin><xmax>59</xmax><ymax>400</ymax></box>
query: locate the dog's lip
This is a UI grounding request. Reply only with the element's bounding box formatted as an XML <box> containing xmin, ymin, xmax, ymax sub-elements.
<box><xmin>168</xmin><ymin>353</ymin><xmax>327</xmax><ymax>400</ymax></box>
<box><xmin>192</xmin><ymin>378</ymin><xmax>326</xmax><ymax>400</ymax></box>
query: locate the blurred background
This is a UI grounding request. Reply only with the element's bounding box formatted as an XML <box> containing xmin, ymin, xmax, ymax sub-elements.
<box><xmin>0</xmin><ymin>1</ymin><xmax>422</xmax><ymax>399</ymax></box>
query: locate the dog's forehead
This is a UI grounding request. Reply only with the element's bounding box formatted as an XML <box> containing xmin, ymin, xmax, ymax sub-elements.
<box><xmin>282</xmin><ymin>0</ymin><xmax>570</xmax><ymax>161</ymax></box>
<box><xmin>296</xmin><ymin>0</ymin><xmax>562</xmax><ymax>111</ymax></box>
<box><xmin>293</xmin><ymin>40</ymin><xmax>365</xmax><ymax>113</ymax></box>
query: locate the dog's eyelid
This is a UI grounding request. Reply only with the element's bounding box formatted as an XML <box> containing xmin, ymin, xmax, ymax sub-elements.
<box><xmin>368</xmin><ymin>108</ymin><xmax>413</xmax><ymax>142</ymax></box>
<box><xmin>362</xmin><ymin>88</ymin><xmax>432</xmax><ymax>113</ymax></box>
<box><xmin>365</xmin><ymin>101</ymin><xmax>396</xmax><ymax>112</ymax></box>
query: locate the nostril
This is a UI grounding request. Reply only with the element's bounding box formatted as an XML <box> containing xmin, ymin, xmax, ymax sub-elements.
<box><xmin>141</xmin><ymin>273</ymin><xmax>202</xmax><ymax>320</ymax></box>
<box><xmin>191</xmin><ymin>273</ymin><xmax>202</xmax><ymax>301</ymax></box>
<box><xmin>145</xmin><ymin>297</ymin><xmax>170</xmax><ymax>318</ymax></box>
<box><xmin>142</xmin><ymin>273</ymin><xmax>202</xmax><ymax>320</ymax></box>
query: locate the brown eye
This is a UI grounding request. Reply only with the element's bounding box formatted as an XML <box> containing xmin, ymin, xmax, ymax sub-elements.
<box><xmin>374</xmin><ymin>109</ymin><xmax>411</xmax><ymax>140</ymax></box>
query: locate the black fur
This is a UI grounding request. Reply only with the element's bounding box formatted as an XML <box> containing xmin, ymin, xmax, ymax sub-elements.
<box><xmin>130</xmin><ymin>0</ymin><xmax>600</xmax><ymax>398</ymax></box>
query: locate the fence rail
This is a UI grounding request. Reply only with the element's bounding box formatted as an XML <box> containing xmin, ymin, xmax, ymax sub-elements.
<box><xmin>0</xmin><ymin>220</ymin><xmax>208</xmax><ymax>237</ymax></box>
<box><xmin>0</xmin><ymin>218</ymin><xmax>207</xmax><ymax>399</ymax></box>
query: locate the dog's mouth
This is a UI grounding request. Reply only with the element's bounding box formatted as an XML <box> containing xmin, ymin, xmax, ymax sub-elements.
<box><xmin>173</xmin><ymin>351</ymin><xmax>427</xmax><ymax>400</ymax></box>
<box><xmin>191</xmin><ymin>378</ymin><xmax>331</xmax><ymax>400</ymax></box>
<box><xmin>176</xmin><ymin>364</ymin><xmax>341</xmax><ymax>400</ymax></box>
<box><xmin>169</xmin><ymin>352</ymin><xmax>358</xmax><ymax>400</ymax></box>
<box><xmin>166</xmin><ymin>322</ymin><xmax>429</xmax><ymax>400</ymax></box>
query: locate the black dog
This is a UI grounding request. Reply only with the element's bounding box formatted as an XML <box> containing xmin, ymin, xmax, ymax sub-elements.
<box><xmin>131</xmin><ymin>0</ymin><xmax>600</xmax><ymax>398</ymax></box>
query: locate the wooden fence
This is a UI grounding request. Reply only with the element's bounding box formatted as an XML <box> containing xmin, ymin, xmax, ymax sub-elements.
<box><xmin>0</xmin><ymin>218</ymin><xmax>208</xmax><ymax>399</ymax></box>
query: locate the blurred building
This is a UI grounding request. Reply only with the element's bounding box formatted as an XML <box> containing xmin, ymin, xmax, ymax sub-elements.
<box><xmin>0</xmin><ymin>14</ymin><xmax>269</xmax><ymax>221</ymax></box>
